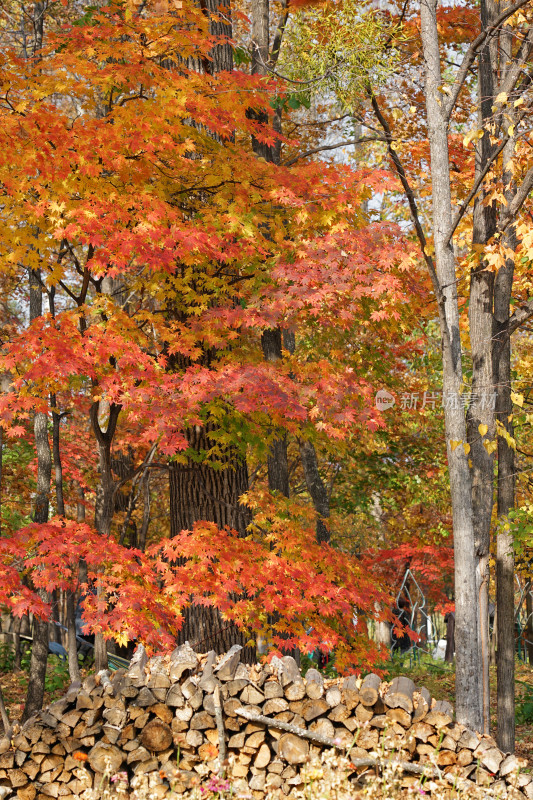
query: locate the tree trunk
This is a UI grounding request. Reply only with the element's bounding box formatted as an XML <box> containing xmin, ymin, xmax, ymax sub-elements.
<box><xmin>466</xmin><ymin>0</ymin><xmax>497</xmax><ymax>733</ymax></box>
<box><xmin>90</xmin><ymin>400</ymin><xmax>121</xmax><ymax>672</ymax></box>
<box><xmin>526</xmin><ymin>585</ymin><xmax>533</xmax><ymax>665</ymax></box>
<box><xmin>493</xmin><ymin>111</ymin><xmax>517</xmax><ymax>752</ymax></box>
<box><xmin>169</xmin><ymin>424</ymin><xmax>254</xmax><ymax>659</ymax></box>
<box><xmin>420</xmin><ymin>0</ymin><xmax>483</xmax><ymax>731</ymax></box>
<box><xmin>250</xmin><ymin>2</ymin><xmax>291</xmax><ymax>500</ymax></box>
<box><xmin>299</xmin><ymin>440</ymin><xmax>330</xmax><ymax>544</ymax></box>
<box><xmin>50</xmin><ymin>392</ymin><xmax>65</xmax><ymax>517</ymax></box>
<box><xmin>23</xmin><ymin>268</ymin><xmax>51</xmax><ymax>723</ymax></box>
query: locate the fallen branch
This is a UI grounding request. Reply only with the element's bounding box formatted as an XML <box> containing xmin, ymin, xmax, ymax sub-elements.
<box><xmin>214</xmin><ymin>685</ymin><xmax>226</xmax><ymax>774</ymax></box>
<box><xmin>236</xmin><ymin>707</ymin><xmax>440</xmax><ymax>779</ymax></box>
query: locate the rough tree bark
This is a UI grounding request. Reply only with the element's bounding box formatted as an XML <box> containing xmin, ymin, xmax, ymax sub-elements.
<box><xmin>22</xmin><ymin>268</ymin><xmax>52</xmax><ymax>723</ymax></box>
<box><xmin>420</xmin><ymin>0</ymin><xmax>483</xmax><ymax>731</ymax></box>
<box><xmin>250</xmin><ymin>0</ymin><xmax>292</xmax><ymax>500</ymax></box>
<box><xmin>298</xmin><ymin>440</ymin><xmax>330</xmax><ymax>544</ymax></box>
<box><xmin>493</xmin><ymin>29</ymin><xmax>517</xmax><ymax>747</ymax></box>
<box><xmin>466</xmin><ymin>0</ymin><xmax>498</xmax><ymax>732</ymax></box>
<box><xmin>90</xmin><ymin>401</ymin><xmax>121</xmax><ymax>672</ymax></box>
<box><xmin>169</xmin><ymin>424</ymin><xmax>253</xmax><ymax>658</ymax></box>
<box><xmin>166</xmin><ymin>0</ymin><xmax>257</xmax><ymax>661</ymax></box>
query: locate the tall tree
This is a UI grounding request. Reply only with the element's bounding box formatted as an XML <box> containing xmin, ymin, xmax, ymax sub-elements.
<box><xmin>22</xmin><ymin>268</ymin><xmax>51</xmax><ymax>722</ymax></box>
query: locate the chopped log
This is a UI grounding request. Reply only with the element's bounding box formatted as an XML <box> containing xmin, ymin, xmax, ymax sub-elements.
<box><xmin>457</xmin><ymin>749</ymin><xmax>473</xmax><ymax>767</ymax></box>
<box><xmin>413</xmin><ymin>687</ymin><xmax>432</xmax><ymax>721</ymax></box>
<box><xmin>359</xmin><ymin>674</ymin><xmax>381</xmax><ymax>706</ymax></box>
<box><xmin>169</xmin><ymin>642</ymin><xmax>199</xmax><ymax>682</ymax></box>
<box><xmin>213</xmin><ymin>686</ymin><xmax>226</xmax><ymax>772</ymax></box>
<box><xmin>7</xmin><ymin>768</ymin><xmax>28</xmax><ymax>788</ymax></box>
<box><xmin>304</xmin><ymin>670</ymin><xmax>324</xmax><ymax>700</ymax></box>
<box><xmin>228</xmin><ymin>731</ymin><xmax>245</xmax><ymax>749</ymax></box>
<box><xmin>215</xmin><ymin>645</ymin><xmax>242</xmax><ymax>681</ymax></box>
<box><xmin>166</xmin><ymin>684</ymin><xmax>184</xmax><ymax>708</ymax></box>
<box><xmin>436</xmin><ymin>751</ymin><xmax>457</xmax><ymax>767</ymax></box>
<box><xmin>227</xmin><ymin>679</ymin><xmax>250</xmax><ymax>697</ymax></box>
<box><xmin>326</xmin><ymin>686</ymin><xmax>342</xmax><ymax>708</ymax></box>
<box><xmin>16</xmin><ymin>784</ymin><xmax>36</xmax><ymax>800</ymax></box>
<box><xmin>425</xmin><ymin>700</ymin><xmax>453</xmax><ymax>728</ymax></box>
<box><xmin>384</xmin><ymin>677</ymin><xmax>415</xmax><ymax>713</ymax></box>
<box><xmin>174</xmin><ymin>705</ymin><xmax>193</xmax><ymax>723</ymax></box>
<box><xmin>278</xmin><ymin>734</ymin><xmax>309</xmax><ymax>765</ymax></box>
<box><xmin>263</xmin><ymin>698</ymin><xmax>288</xmax><ymax>716</ymax></box>
<box><xmin>240</xmin><ymin>685</ymin><xmax>264</xmax><ymax>706</ymax></box>
<box><xmin>355</xmin><ymin>704</ymin><xmax>374</xmax><ymax>723</ymax></box>
<box><xmin>0</xmin><ymin>754</ymin><xmax>14</xmax><ymax>769</ymax></box>
<box><xmin>264</xmin><ymin>681</ymin><xmax>283</xmax><ymax>701</ymax></box>
<box><xmin>355</xmin><ymin>728</ymin><xmax>379</xmax><ymax>751</ymax></box>
<box><xmin>140</xmin><ymin>719</ymin><xmax>173</xmax><ymax>752</ymax></box>
<box><xmin>411</xmin><ymin>721</ymin><xmax>434</xmax><ymax>742</ymax></box>
<box><xmin>135</xmin><ymin>687</ymin><xmax>156</xmax><ymax>708</ymax></box>
<box><xmin>385</xmin><ymin>707</ymin><xmax>411</xmax><ymax>728</ymax></box>
<box><xmin>328</xmin><ymin>704</ymin><xmax>350</xmax><ymax>723</ymax></box>
<box><xmin>457</xmin><ymin>728</ymin><xmax>480</xmax><ymax>750</ymax></box>
<box><xmin>499</xmin><ymin>754</ymin><xmax>529</xmax><ymax>777</ymax></box>
<box><xmin>479</xmin><ymin>748</ymin><xmax>504</xmax><ymax>774</ymax></box>
<box><xmin>185</xmin><ymin>730</ymin><xmax>203</xmax><ymax>749</ymax></box>
<box><xmin>87</xmin><ymin>743</ymin><xmax>124</xmax><ymax>774</ymax></box>
<box><xmin>309</xmin><ymin>718</ymin><xmax>335</xmax><ymax>739</ymax></box>
<box><xmin>279</xmin><ymin>657</ymin><xmax>301</xmax><ymax>688</ymax></box>
<box><xmin>284</xmin><ymin>682</ymin><xmax>306</xmax><ymax>702</ymax></box>
<box><xmin>340</xmin><ymin>676</ymin><xmax>359</xmax><ymax>711</ymax></box>
<box><xmin>302</xmin><ymin>698</ymin><xmax>329</xmax><ymax>722</ymax></box>
<box><xmin>245</xmin><ymin>731</ymin><xmax>265</xmax><ymax>749</ymax></box>
<box><xmin>190</xmin><ymin>711</ymin><xmax>216</xmax><ymax>731</ymax></box>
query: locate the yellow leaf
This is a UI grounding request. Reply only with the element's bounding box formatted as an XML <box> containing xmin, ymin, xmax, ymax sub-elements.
<box><xmin>483</xmin><ymin>439</ymin><xmax>498</xmax><ymax>455</ymax></box>
<box><xmin>495</xmin><ymin>91</ymin><xmax>508</xmax><ymax>104</ymax></box>
<box><xmin>478</xmin><ymin>423</ymin><xmax>488</xmax><ymax>436</ymax></box>
<box><xmin>508</xmin><ymin>124</ymin><xmax>515</xmax><ymax>137</ymax></box>
<box><xmin>463</xmin><ymin>442</ymin><xmax>471</xmax><ymax>455</ymax></box>
<box><xmin>514</xmin><ymin>98</ymin><xmax>524</xmax><ymax>107</ymax></box>
<box><xmin>450</xmin><ymin>440</ymin><xmax>462</xmax><ymax>451</ymax></box>
<box><xmin>511</xmin><ymin>392</ymin><xmax>524</xmax><ymax>407</ymax></box>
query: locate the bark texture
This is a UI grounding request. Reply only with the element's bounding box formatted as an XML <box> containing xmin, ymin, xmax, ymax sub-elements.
<box><xmin>493</xmin><ymin>84</ymin><xmax>517</xmax><ymax>749</ymax></box>
<box><xmin>420</xmin><ymin>0</ymin><xmax>482</xmax><ymax>732</ymax></box>
<box><xmin>169</xmin><ymin>425</ymin><xmax>253</xmax><ymax>659</ymax></box>
<box><xmin>23</xmin><ymin>268</ymin><xmax>51</xmax><ymax>723</ymax></box>
<box><xmin>299</xmin><ymin>440</ymin><xmax>330</xmax><ymax>544</ymax></box>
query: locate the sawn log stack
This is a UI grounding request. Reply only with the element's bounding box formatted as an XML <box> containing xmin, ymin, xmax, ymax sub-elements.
<box><xmin>0</xmin><ymin>644</ymin><xmax>531</xmax><ymax>799</ymax></box>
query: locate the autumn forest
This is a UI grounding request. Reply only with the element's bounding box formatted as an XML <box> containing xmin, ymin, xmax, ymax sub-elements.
<box><xmin>0</xmin><ymin>0</ymin><xmax>532</xmax><ymax>780</ymax></box>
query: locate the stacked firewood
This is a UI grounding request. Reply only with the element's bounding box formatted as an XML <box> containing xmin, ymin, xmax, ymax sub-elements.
<box><xmin>0</xmin><ymin>644</ymin><xmax>531</xmax><ymax>799</ymax></box>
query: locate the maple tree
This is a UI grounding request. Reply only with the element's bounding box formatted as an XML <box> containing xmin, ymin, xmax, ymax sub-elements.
<box><xmin>0</xmin><ymin>0</ymin><xmax>425</xmax><ymax>724</ymax></box>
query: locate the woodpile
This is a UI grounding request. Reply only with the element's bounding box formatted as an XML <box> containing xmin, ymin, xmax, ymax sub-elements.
<box><xmin>0</xmin><ymin>644</ymin><xmax>531</xmax><ymax>799</ymax></box>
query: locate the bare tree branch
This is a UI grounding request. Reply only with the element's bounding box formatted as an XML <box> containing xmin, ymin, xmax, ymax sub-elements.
<box><xmin>443</xmin><ymin>0</ymin><xmax>533</xmax><ymax>121</ymax></box>
<box><xmin>269</xmin><ymin>0</ymin><xmax>288</xmax><ymax>69</ymax></box>
<box><xmin>499</xmin><ymin>163</ymin><xmax>533</xmax><ymax>232</ymax></box>
<box><xmin>509</xmin><ymin>297</ymin><xmax>533</xmax><ymax>335</ymax></box>
<box><xmin>368</xmin><ymin>88</ymin><xmax>441</xmax><ymax>298</ymax></box>
<box><xmin>445</xmin><ymin>137</ymin><xmax>509</xmax><ymax>245</ymax></box>
<box><xmin>283</xmin><ymin>137</ymin><xmax>385</xmax><ymax>166</ymax></box>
